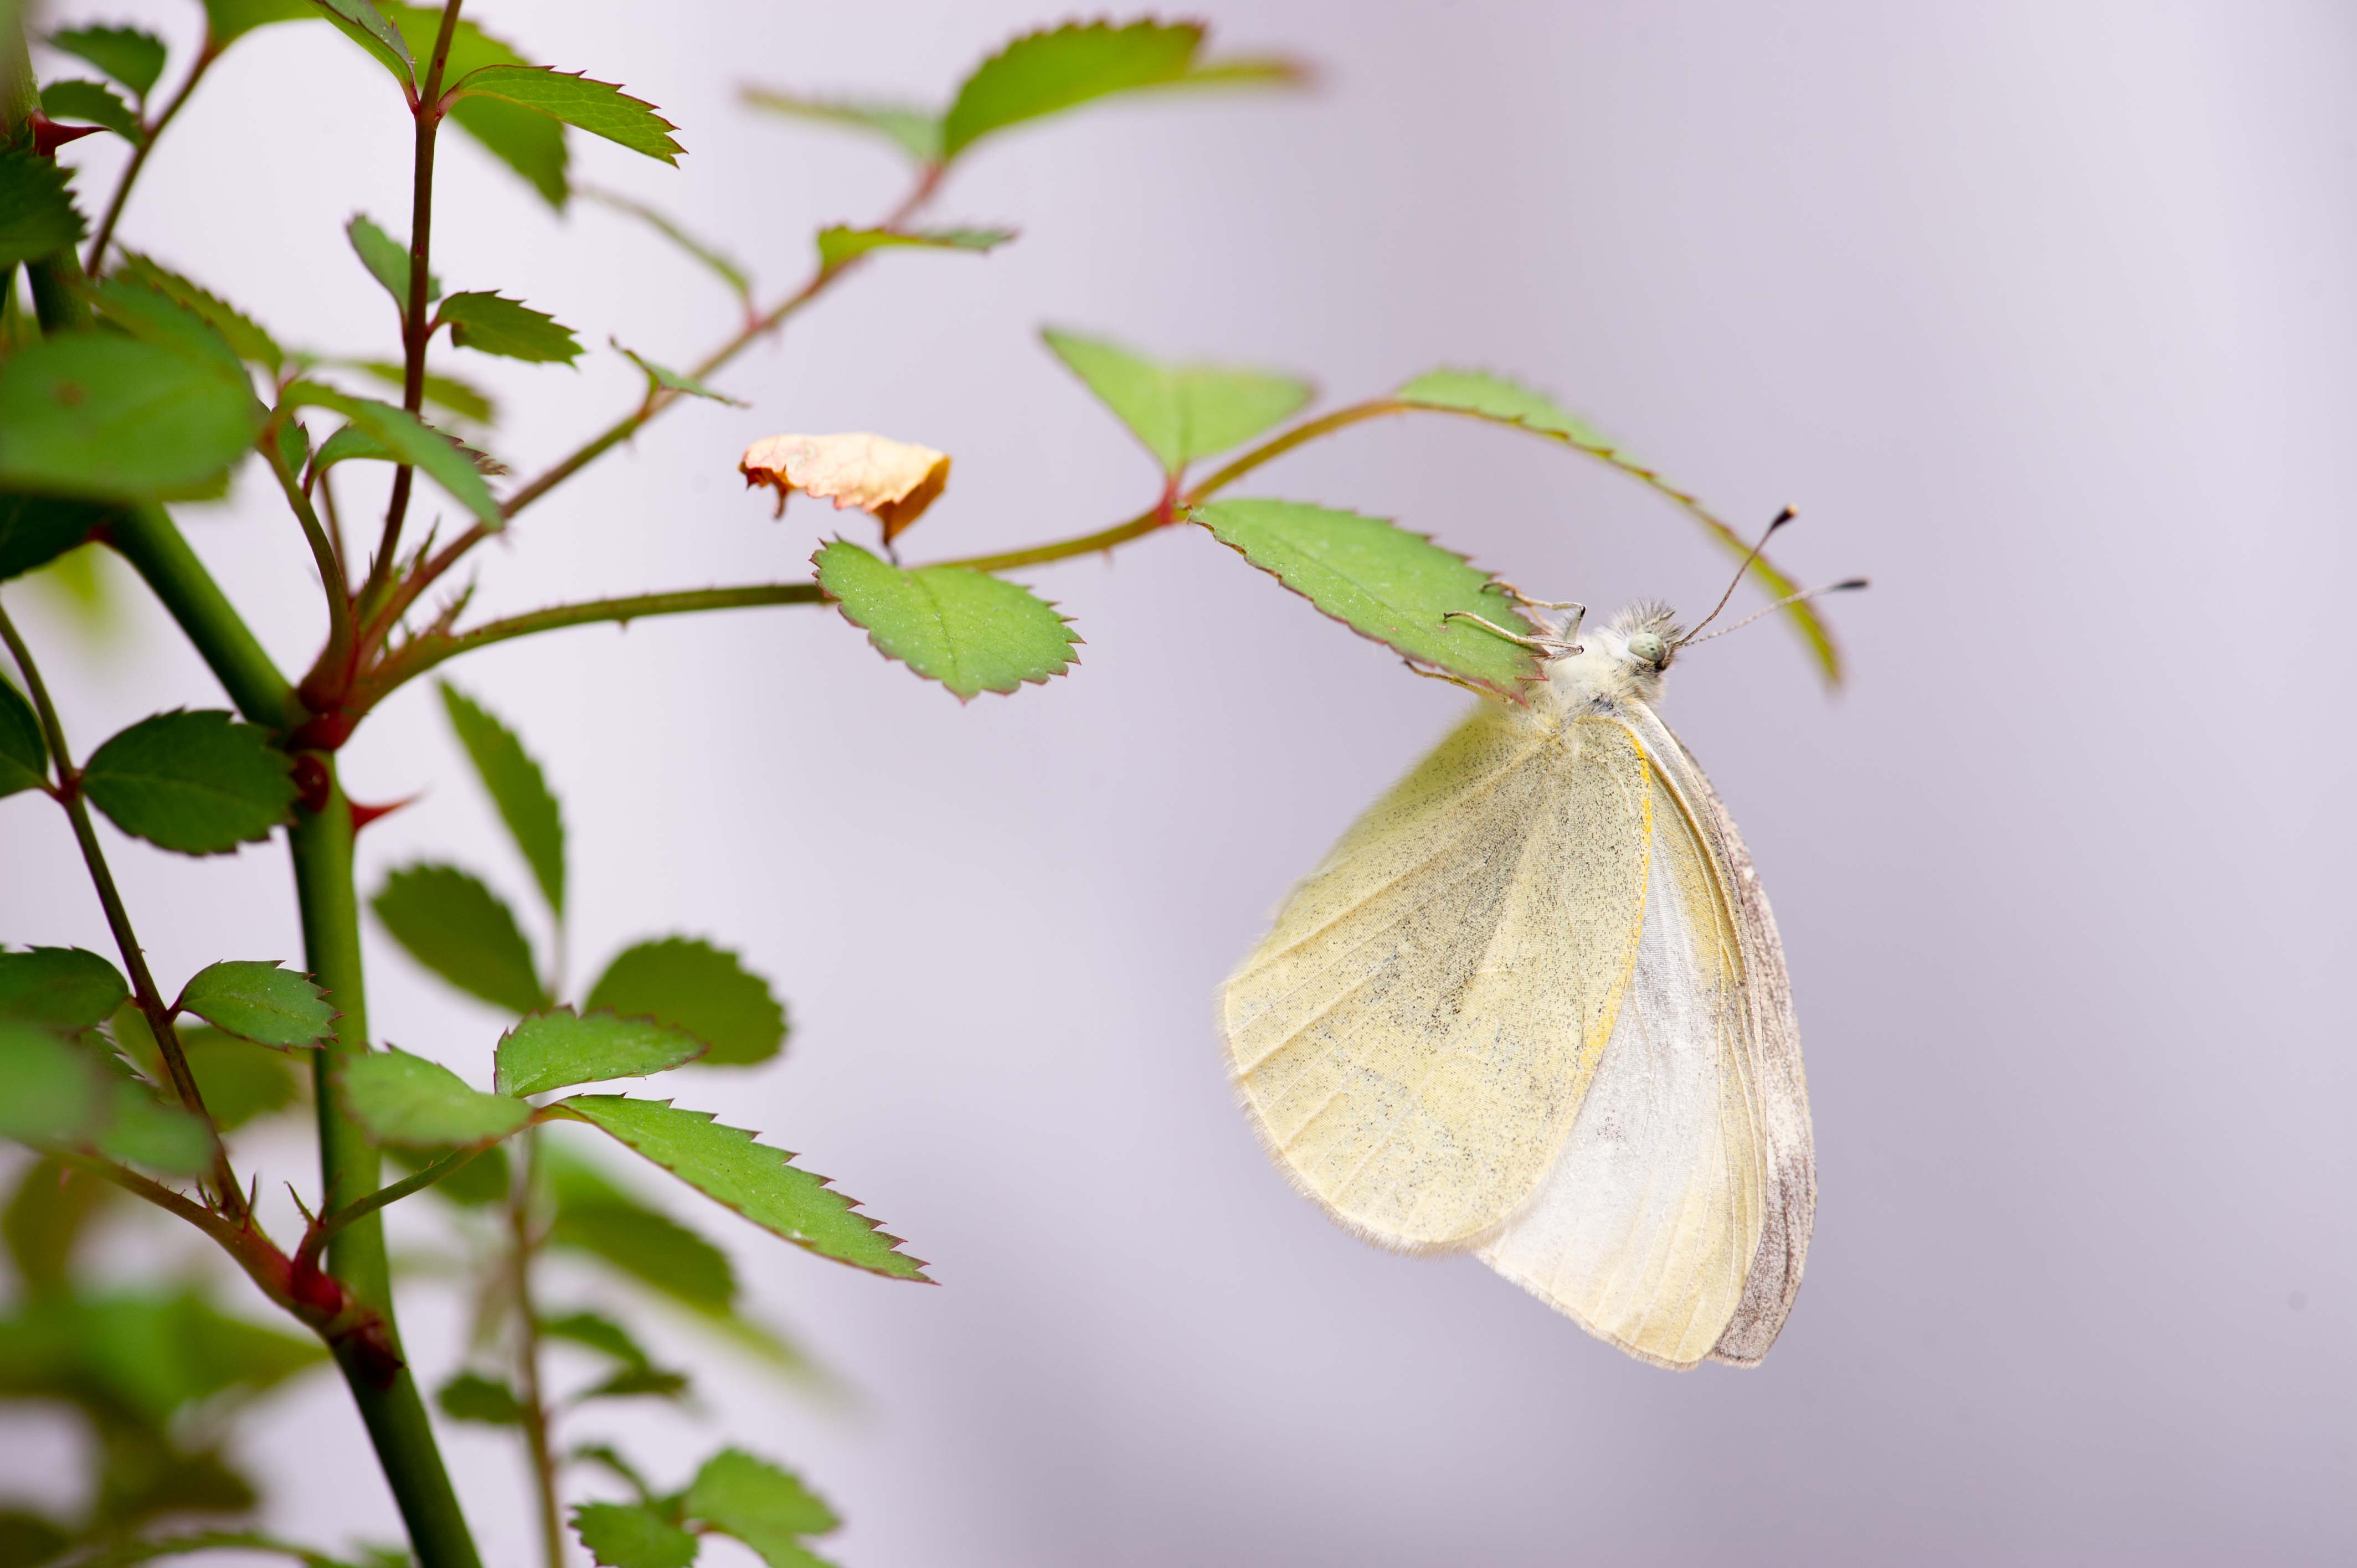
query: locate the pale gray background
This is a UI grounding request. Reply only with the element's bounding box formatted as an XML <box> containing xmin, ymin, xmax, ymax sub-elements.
<box><xmin>4</xmin><ymin>1</ymin><xmax>2352</xmax><ymax>1564</ymax></box>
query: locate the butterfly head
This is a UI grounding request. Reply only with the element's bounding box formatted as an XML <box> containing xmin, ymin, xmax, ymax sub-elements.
<box><xmin>1608</xmin><ymin>601</ymin><xmax>1684</xmax><ymax>676</ymax></box>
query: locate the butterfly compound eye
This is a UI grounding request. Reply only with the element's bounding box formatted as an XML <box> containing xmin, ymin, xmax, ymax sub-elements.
<box><xmin>1625</xmin><ymin>631</ymin><xmax>1669</xmax><ymax>669</ymax></box>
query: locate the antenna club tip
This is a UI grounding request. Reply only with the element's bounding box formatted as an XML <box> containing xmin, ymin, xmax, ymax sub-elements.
<box><xmin>1834</xmin><ymin>577</ymin><xmax>1870</xmax><ymax>591</ymax></box>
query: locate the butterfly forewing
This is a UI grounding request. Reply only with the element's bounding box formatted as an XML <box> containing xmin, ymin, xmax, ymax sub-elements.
<box><xmin>1221</xmin><ymin>705</ymin><xmax>1652</xmax><ymax>1250</ymax></box>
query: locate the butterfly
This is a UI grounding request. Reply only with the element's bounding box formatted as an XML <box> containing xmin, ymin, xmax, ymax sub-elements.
<box><xmin>1219</xmin><ymin>543</ymin><xmax>1855</xmax><ymax>1369</ymax></box>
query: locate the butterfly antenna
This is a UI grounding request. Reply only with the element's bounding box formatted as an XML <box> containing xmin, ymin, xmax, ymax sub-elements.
<box><xmin>1679</xmin><ymin>507</ymin><xmax>1795</xmax><ymax>646</ymax></box>
<box><xmin>1681</xmin><ymin>578</ymin><xmax>1870</xmax><ymax>648</ymax></box>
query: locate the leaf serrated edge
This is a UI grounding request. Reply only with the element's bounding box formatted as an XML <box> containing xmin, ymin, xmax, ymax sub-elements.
<box><xmin>553</xmin><ymin>1096</ymin><xmax>932</xmax><ymax>1283</ymax></box>
<box><xmin>1184</xmin><ymin>504</ymin><xmax>1542</xmax><ymax>703</ymax></box>
<box><xmin>811</xmin><ymin>540</ymin><xmax>1082</xmax><ymax>705</ymax></box>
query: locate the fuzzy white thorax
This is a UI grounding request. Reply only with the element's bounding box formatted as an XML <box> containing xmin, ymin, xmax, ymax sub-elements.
<box><xmin>1528</xmin><ymin>602</ymin><xmax>1684</xmax><ymax>720</ymax></box>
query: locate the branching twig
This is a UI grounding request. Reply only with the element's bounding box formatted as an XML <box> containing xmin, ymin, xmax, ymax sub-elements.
<box><xmin>84</xmin><ymin>39</ymin><xmax>219</xmax><ymax>269</ymax></box>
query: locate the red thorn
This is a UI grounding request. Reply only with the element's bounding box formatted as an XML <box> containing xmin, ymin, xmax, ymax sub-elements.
<box><xmin>32</xmin><ymin>117</ymin><xmax>104</xmax><ymax>157</ymax></box>
<box><xmin>349</xmin><ymin>794</ymin><xmax>420</xmax><ymax>833</ymax></box>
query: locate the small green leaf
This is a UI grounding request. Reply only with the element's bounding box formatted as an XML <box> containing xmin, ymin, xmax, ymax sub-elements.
<box><xmin>438</xmin><ymin>682</ymin><xmax>565</xmax><ymax>912</ymax></box>
<box><xmin>941</xmin><ymin>19</ymin><xmax>1298</xmax><ymax>160</ymax></box>
<box><xmin>570</xmin><ymin>1503</ymin><xmax>696</xmax><ymax>1568</ymax></box>
<box><xmin>814</xmin><ymin>539</ymin><xmax>1078</xmax><ymax>702</ymax></box>
<box><xmin>311</xmin><ymin>419</ymin><xmax>504</xmax><ymax>480</ymax></box>
<box><xmin>175</xmin><ymin>961</ymin><xmax>336</xmax><ymax>1049</ymax></box>
<box><xmin>1192</xmin><ymin>499</ymin><xmax>1541</xmax><ymax>698</ymax></box>
<box><xmin>436</xmin><ymin>1370</ymin><xmax>527</xmax><ymax>1424</ymax></box>
<box><xmin>370</xmin><ymin>863</ymin><xmax>547</xmax><ymax>1015</ymax></box>
<box><xmin>813</xmin><ymin>225</ymin><xmax>1012</xmax><ymax>272</ymax></box>
<box><xmin>199</xmin><ymin>0</ymin><xmax>315</xmax><ymax>44</ymax></box>
<box><xmin>0</xmin><ymin>948</ymin><xmax>129</xmax><ymax>1031</ymax></box>
<box><xmin>282</xmin><ymin>383</ymin><xmax>500</xmax><ymax>525</ymax></box>
<box><xmin>0</xmin><ymin>679</ymin><xmax>49</xmax><ymax>798</ymax></box>
<box><xmin>87</xmin><ymin>277</ymin><xmax>249</xmax><ymax>382</ymax></box>
<box><xmin>0</xmin><ymin>151</ymin><xmax>86</xmax><ymax>269</ymax></box>
<box><xmin>92</xmin><ymin>1080</ymin><xmax>213</xmax><ymax>1175</ymax></box>
<box><xmin>583</xmin><ymin>938</ymin><xmax>787</xmax><ymax>1069</ymax></box>
<box><xmin>738</xmin><ymin>88</ymin><xmax>939</xmax><ymax>163</ymax></box>
<box><xmin>541</xmin><ymin>1309</ymin><xmax>652</xmax><ymax>1369</ymax></box>
<box><xmin>388</xmin><ymin>1141</ymin><xmax>510</xmax><ymax>1205</ymax></box>
<box><xmin>114</xmin><ymin>255</ymin><xmax>284</xmax><ymax>374</ymax></box>
<box><xmin>348</xmin><ymin>360</ymin><xmax>496</xmax><ymax>424</ymax></box>
<box><xmin>580</xmin><ymin>188</ymin><xmax>750</xmax><ymax>302</ymax></box>
<box><xmin>494</xmin><ymin>1008</ymin><xmax>704</xmax><ymax>1098</ymax></box>
<box><xmin>613</xmin><ymin>343</ymin><xmax>740</xmax><ymax>406</ymax></box>
<box><xmin>312</xmin><ymin>0</ymin><xmax>414</xmax><ymax>89</ymax></box>
<box><xmin>554</xmin><ymin>1096</ymin><xmax>928</xmax><ymax>1282</ymax></box>
<box><xmin>79</xmin><ymin>710</ymin><xmax>297</xmax><ymax>855</ymax></box>
<box><xmin>438</xmin><ymin>292</ymin><xmax>581</xmax><ymax>365</ymax></box>
<box><xmin>1394</xmin><ymin>368</ymin><xmax>1844</xmax><ymax>684</ymax></box>
<box><xmin>39</xmin><ymin>80</ymin><xmax>143</xmax><ymax>143</ymax></box>
<box><xmin>1043</xmin><ymin>328</ymin><xmax>1309</xmax><ymax>474</ymax></box>
<box><xmin>383</xmin><ymin>6</ymin><xmax>568</xmax><ymax>206</ymax></box>
<box><xmin>579</xmin><ymin>1365</ymin><xmax>688</xmax><ymax>1402</ymax></box>
<box><xmin>112</xmin><ymin>1007</ymin><xmax>300</xmax><ymax>1131</ymax></box>
<box><xmin>0</xmin><ymin>493</ymin><xmax>114</xmax><ymax>582</ymax></box>
<box><xmin>49</xmin><ymin>25</ymin><xmax>168</xmax><ymax>97</ymax></box>
<box><xmin>686</xmin><ymin>1450</ymin><xmax>840</xmax><ymax>1561</ymax></box>
<box><xmin>550</xmin><ymin>1192</ymin><xmax>734</xmax><ymax>1311</ymax></box>
<box><xmin>0</xmin><ymin>1020</ymin><xmax>103</xmax><ymax>1144</ymax></box>
<box><xmin>450</xmin><ymin>67</ymin><xmax>682</xmax><ymax>164</ymax></box>
<box><xmin>340</xmin><ymin>1048</ymin><xmax>531</xmax><ymax>1148</ymax></box>
<box><xmin>0</xmin><ymin>334</ymin><xmax>263</xmax><ymax>502</ymax></box>
<box><xmin>344</xmin><ymin>215</ymin><xmax>440</xmax><ymax>319</ymax></box>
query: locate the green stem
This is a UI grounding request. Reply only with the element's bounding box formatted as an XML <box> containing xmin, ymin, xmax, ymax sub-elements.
<box><xmin>0</xmin><ymin>602</ymin><xmax>245</xmax><ymax>1220</ymax></box>
<box><xmin>105</xmin><ymin>504</ymin><xmax>299</xmax><ymax>727</ymax></box>
<box><xmin>85</xmin><ymin>39</ymin><xmax>218</xmax><ymax>270</ymax></box>
<box><xmin>303</xmin><ymin>1143</ymin><xmax>486</xmax><ymax>1268</ymax></box>
<box><xmin>265</xmin><ymin>430</ymin><xmax>355</xmax><ymax>678</ymax></box>
<box><xmin>291</xmin><ymin>768</ymin><xmax>484</xmax><ymax>1568</ymax></box>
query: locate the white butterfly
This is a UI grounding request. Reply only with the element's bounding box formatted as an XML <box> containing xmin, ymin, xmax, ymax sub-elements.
<box><xmin>1218</xmin><ymin>593</ymin><xmax>1822</xmax><ymax>1369</ymax></box>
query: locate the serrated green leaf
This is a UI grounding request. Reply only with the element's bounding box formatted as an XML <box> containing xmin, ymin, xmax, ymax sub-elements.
<box><xmin>939</xmin><ymin>18</ymin><xmax>1303</xmax><ymax>161</ymax></box>
<box><xmin>92</xmin><ymin>1079</ymin><xmax>212</xmax><ymax>1175</ymax></box>
<box><xmin>570</xmin><ymin>1503</ymin><xmax>695</xmax><ymax>1568</ymax></box>
<box><xmin>312</xmin><ymin>0</ymin><xmax>414</xmax><ymax>89</ymax></box>
<box><xmin>450</xmin><ymin>67</ymin><xmax>681</xmax><ymax>164</ymax></box>
<box><xmin>114</xmin><ymin>255</ymin><xmax>283</xmax><ymax>374</ymax></box>
<box><xmin>738</xmin><ymin>88</ymin><xmax>939</xmax><ymax>164</ymax></box>
<box><xmin>0</xmin><ymin>677</ymin><xmax>47</xmax><ymax>797</ymax></box>
<box><xmin>88</xmin><ymin>276</ymin><xmax>249</xmax><ymax>382</ymax></box>
<box><xmin>437</xmin><ymin>291</ymin><xmax>581</xmax><ymax>365</ymax></box>
<box><xmin>437</xmin><ymin>682</ymin><xmax>564</xmax><ymax>912</ymax></box>
<box><xmin>583</xmin><ymin>938</ymin><xmax>786</xmax><ymax>1069</ymax></box>
<box><xmin>0</xmin><ymin>334</ymin><xmax>263</xmax><ymax>502</ymax></box>
<box><xmin>435</xmin><ymin>1370</ymin><xmax>526</xmax><ymax>1424</ymax></box>
<box><xmin>1043</xmin><ymin>328</ymin><xmax>1309</xmax><ymax>473</ymax></box>
<box><xmin>348</xmin><ymin>360</ymin><xmax>496</xmax><ymax>424</ymax></box>
<box><xmin>176</xmin><ymin>961</ymin><xmax>336</xmax><ymax>1049</ymax></box>
<box><xmin>555</xmin><ymin>1096</ymin><xmax>928</xmax><ymax>1282</ymax></box>
<box><xmin>113</xmin><ymin>1007</ymin><xmax>300</xmax><ymax>1131</ymax></box>
<box><xmin>1395</xmin><ymin>367</ymin><xmax>1843</xmax><ymax>683</ymax></box>
<box><xmin>495</xmin><ymin>1008</ymin><xmax>703</xmax><ymax>1098</ymax></box>
<box><xmin>686</xmin><ymin>1450</ymin><xmax>839</xmax><ymax>1561</ymax></box>
<box><xmin>541</xmin><ymin>1309</ymin><xmax>651</xmax><ymax>1369</ymax></box>
<box><xmin>341</xmin><ymin>1049</ymin><xmax>530</xmax><ymax>1148</ymax></box>
<box><xmin>311</xmin><ymin>419</ymin><xmax>504</xmax><ymax>480</ymax></box>
<box><xmin>814</xmin><ymin>539</ymin><xmax>1077</xmax><ymax>702</ymax></box>
<box><xmin>813</xmin><ymin>225</ymin><xmax>1012</xmax><ymax>272</ymax></box>
<box><xmin>0</xmin><ymin>948</ymin><xmax>129</xmax><ymax>1031</ymax></box>
<box><xmin>0</xmin><ymin>493</ymin><xmax>113</xmax><ymax>581</ymax></box>
<box><xmin>1192</xmin><ymin>499</ymin><xmax>1541</xmax><ymax>697</ymax></box>
<box><xmin>39</xmin><ymin>80</ymin><xmax>143</xmax><ymax>143</ymax></box>
<box><xmin>344</xmin><ymin>214</ymin><xmax>439</xmax><ymax>319</ymax></box>
<box><xmin>50</xmin><ymin>25</ymin><xmax>168</xmax><ymax>97</ymax></box>
<box><xmin>388</xmin><ymin>1140</ymin><xmax>510</xmax><ymax>1205</ymax></box>
<box><xmin>580</xmin><ymin>187</ymin><xmax>748</xmax><ymax>301</ymax></box>
<box><xmin>382</xmin><ymin>6</ymin><xmax>568</xmax><ymax>206</ymax></box>
<box><xmin>199</xmin><ymin>0</ymin><xmax>315</xmax><ymax>44</ymax></box>
<box><xmin>613</xmin><ymin>343</ymin><xmax>740</xmax><ymax>406</ymax></box>
<box><xmin>370</xmin><ymin>862</ymin><xmax>547</xmax><ymax>1014</ymax></box>
<box><xmin>0</xmin><ymin>1020</ymin><xmax>104</xmax><ymax>1144</ymax></box>
<box><xmin>0</xmin><ymin>151</ymin><xmax>86</xmax><ymax>269</ymax></box>
<box><xmin>80</xmin><ymin>710</ymin><xmax>297</xmax><ymax>855</ymax></box>
<box><xmin>282</xmin><ymin>383</ymin><xmax>500</xmax><ymax>525</ymax></box>
<box><xmin>579</xmin><ymin>1365</ymin><xmax>688</xmax><ymax>1402</ymax></box>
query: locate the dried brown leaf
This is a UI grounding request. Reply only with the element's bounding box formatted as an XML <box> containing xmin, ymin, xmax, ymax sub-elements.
<box><xmin>738</xmin><ymin>432</ymin><xmax>950</xmax><ymax>543</ymax></box>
